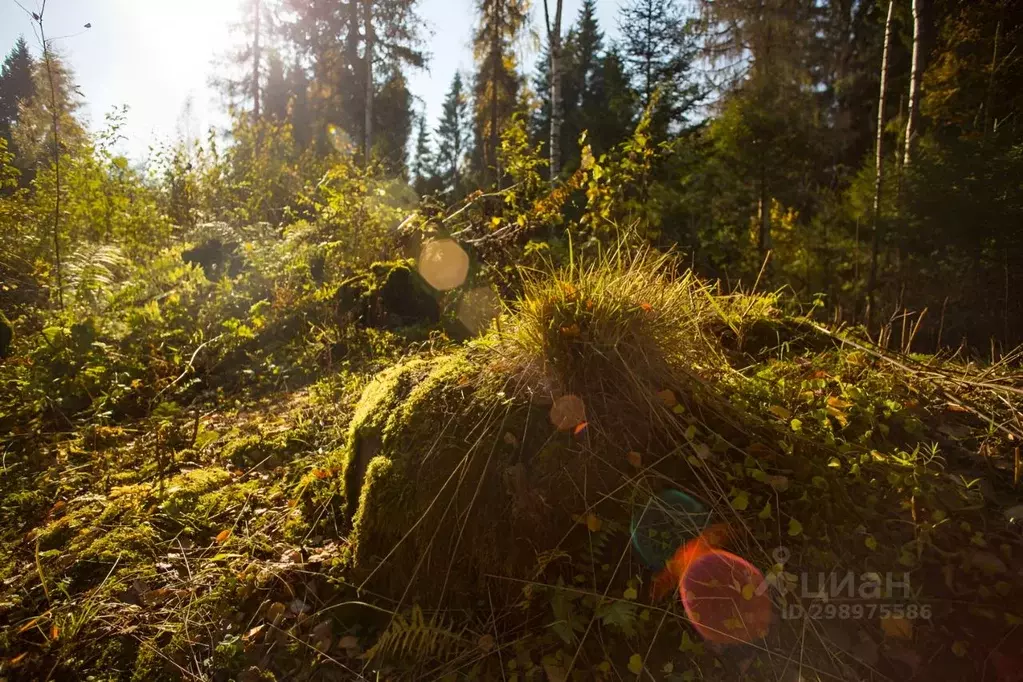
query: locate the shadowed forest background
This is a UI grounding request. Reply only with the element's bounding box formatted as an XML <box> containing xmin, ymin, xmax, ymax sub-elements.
<box><xmin>2</xmin><ymin>0</ymin><xmax>1021</xmax><ymax>352</ymax></box>
<box><xmin>2</xmin><ymin>1</ymin><xmax>1023</xmax><ymax>680</ymax></box>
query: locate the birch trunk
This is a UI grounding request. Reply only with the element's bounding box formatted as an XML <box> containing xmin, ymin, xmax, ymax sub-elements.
<box><xmin>866</xmin><ymin>0</ymin><xmax>895</xmax><ymax>329</ymax></box>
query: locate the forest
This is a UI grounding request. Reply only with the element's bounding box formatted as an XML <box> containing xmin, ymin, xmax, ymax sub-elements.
<box><xmin>1</xmin><ymin>0</ymin><xmax>1022</xmax><ymax>679</ymax></box>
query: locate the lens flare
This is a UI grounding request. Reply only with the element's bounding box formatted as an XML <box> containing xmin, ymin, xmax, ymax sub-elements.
<box><xmin>326</xmin><ymin>124</ymin><xmax>353</xmax><ymax>154</ymax></box>
<box><xmin>457</xmin><ymin>287</ymin><xmax>501</xmax><ymax>335</ymax></box>
<box><xmin>418</xmin><ymin>239</ymin><xmax>469</xmax><ymax>291</ymax></box>
<box><xmin>680</xmin><ymin>550</ymin><xmax>772</xmax><ymax>644</ymax></box>
<box><xmin>549</xmin><ymin>394</ymin><xmax>586</xmax><ymax>431</ymax></box>
<box><xmin>631</xmin><ymin>489</ymin><xmax>711</xmax><ymax>570</ymax></box>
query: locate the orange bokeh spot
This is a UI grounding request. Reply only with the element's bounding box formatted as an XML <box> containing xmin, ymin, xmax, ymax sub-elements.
<box><xmin>550</xmin><ymin>394</ymin><xmax>586</xmax><ymax>431</ymax></box>
<box><xmin>679</xmin><ymin>549</ymin><xmax>772</xmax><ymax>645</ymax></box>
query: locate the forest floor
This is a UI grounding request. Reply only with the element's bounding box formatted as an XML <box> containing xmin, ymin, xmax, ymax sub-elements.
<box><xmin>2</xmin><ymin>253</ymin><xmax>1023</xmax><ymax>682</ymax></box>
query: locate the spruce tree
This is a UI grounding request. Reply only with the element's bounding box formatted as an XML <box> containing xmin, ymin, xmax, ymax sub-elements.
<box><xmin>435</xmin><ymin>72</ymin><xmax>470</xmax><ymax>195</ymax></box>
<box><xmin>0</xmin><ymin>37</ymin><xmax>36</xmax><ymax>146</ymax></box>
<box><xmin>618</xmin><ymin>0</ymin><xmax>702</xmax><ymax>136</ymax></box>
<box><xmin>472</xmin><ymin>0</ymin><xmax>529</xmax><ymax>184</ymax></box>
<box><xmin>411</xmin><ymin>114</ymin><xmax>439</xmax><ymax>194</ymax></box>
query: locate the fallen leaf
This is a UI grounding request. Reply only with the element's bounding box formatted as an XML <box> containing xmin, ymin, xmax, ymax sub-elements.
<box><xmin>639</xmin><ymin>302</ymin><xmax>653</xmax><ymax>312</ymax></box>
<box><xmin>50</xmin><ymin>624</ymin><xmax>59</xmax><ymax>641</ymax></box>
<box><xmin>586</xmin><ymin>513</ymin><xmax>602</xmax><ymax>533</ymax></box>
<box><xmin>503</xmin><ymin>432</ymin><xmax>519</xmax><ymax>446</ymax></box>
<box><xmin>827</xmin><ymin>396</ymin><xmax>853</xmax><ymax>409</ymax></box>
<box><xmin>787</xmin><ymin>518</ymin><xmax>803</xmax><ymax>537</ymax></box>
<box><xmin>9</xmin><ymin>652</ymin><xmax>27</xmax><ymax>666</ymax></box>
<box><xmin>731</xmin><ymin>490</ymin><xmax>750</xmax><ymax>511</ymax></box>
<box><xmin>243</xmin><ymin>624</ymin><xmax>265</xmax><ymax>642</ymax></box>
<box><xmin>865</xmin><ymin>535</ymin><xmax>878</xmax><ymax>551</ymax></box>
<box><xmin>626</xmin><ymin>451</ymin><xmax>643</xmax><ymax>468</ymax></box>
<box><xmin>628</xmin><ymin>653</ymin><xmax>643</xmax><ymax>675</ymax></box>
<box><xmin>768</xmin><ymin>405</ymin><xmax>792</xmax><ymax>420</ymax></box>
<box><xmin>266</xmin><ymin>601</ymin><xmax>286</xmax><ymax>624</ymax></box>
<box><xmin>215</xmin><ymin>529</ymin><xmax>232</xmax><ymax>543</ymax></box>
<box><xmin>477</xmin><ymin>634</ymin><xmax>495</xmax><ymax>652</ymax></box>
<box><xmin>312</xmin><ymin>468</ymin><xmax>331</xmax><ymax>479</ymax></box>
<box><xmin>656</xmin><ymin>389</ymin><xmax>678</xmax><ymax>408</ymax></box>
<box><xmin>573</xmin><ymin>421</ymin><xmax>588</xmax><ymax>436</ymax></box>
<box><xmin>311</xmin><ymin>621</ymin><xmax>333</xmax><ymax>652</ymax></box>
<box><xmin>952</xmin><ymin>640</ymin><xmax>968</xmax><ymax>657</ymax></box>
<box><xmin>624</xmin><ymin>587</ymin><xmax>638</xmax><ymax>600</ymax></box>
<box><xmin>881</xmin><ymin>615</ymin><xmax>913</xmax><ymax>640</ymax></box>
<box><xmin>338</xmin><ymin>635</ymin><xmax>360</xmax><ymax>652</ymax></box>
<box><xmin>971</xmin><ymin>551</ymin><xmax>1008</xmax><ymax>574</ymax></box>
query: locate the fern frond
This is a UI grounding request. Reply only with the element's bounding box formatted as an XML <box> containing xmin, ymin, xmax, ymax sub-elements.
<box><xmin>364</xmin><ymin>605</ymin><xmax>469</xmax><ymax>664</ymax></box>
<box><xmin>65</xmin><ymin>242</ymin><xmax>127</xmax><ymax>308</ymax></box>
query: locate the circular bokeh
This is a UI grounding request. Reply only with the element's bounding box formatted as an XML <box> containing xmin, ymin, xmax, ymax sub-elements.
<box><xmin>630</xmin><ymin>489</ymin><xmax>712</xmax><ymax>569</ymax></box>
<box><xmin>679</xmin><ymin>549</ymin><xmax>772</xmax><ymax>644</ymax></box>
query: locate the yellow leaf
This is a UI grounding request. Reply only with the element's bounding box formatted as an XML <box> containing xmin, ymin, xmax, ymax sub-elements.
<box><xmin>586</xmin><ymin>513</ymin><xmax>602</xmax><ymax>533</ymax></box>
<box><xmin>216</xmin><ymin>529</ymin><xmax>232</xmax><ymax>543</ymax></box>
<box><xmin>827</xmin><ymin>396</ymin><xmax>853</xmax><ymax>409</ymax></box>
<box><xmin>626</xmin><ymin>451</ymin><xmax>642</xmax><ymax>468</ymax></box>
<box><xmin>679</xmin><ymin>630</ymin><xmax>704</xmax><ymax>654</ymax></box>
<box><xmin>826</xmin><ymin>406</ymin><xmax>849</xmax><ymax>427</ymax></box>
<box><xmin>741</xmin><ymin>583</ymin><xmax>755</xmax><ymax>601</ymax></box>
<box><xmin>627</xmin><ymin>653</ymin><xmax>643</xmax><ymax>675</ymax></box>
<box><xmin>758</xmin><ymin>502</ymin><xmax>773</xmax><ymax>519</ymax></box>
<box><xmin>787</xmin><ymin>518</ymin><xmax>803</xmax><ymax>537</ymax></box>
<box><xmin>656</xmin><ymin>390</ymin><xmax>678</xmax><ymax>408</ymax></box>
<box><xmin>731</xmin><ymin>490</ymin><xmax>749</xmax><ymax>511</ymax></box>
<box><xmin>881</xmin><ymin>615</ymin><xmax>913</xmax><ymax>640</ymax></box>
<box><xmin>865</xmin><ymin>535</ymin><xmax>878</xmax><ymax>551</ymax></box>
<box><xmin>491</xmin><ymin>216</ymin><xmax>502</xmax><ymax>227</ymax></box>
<box><xmin>951</xmin><ymin>640</ymin><xmax>968</xmax><ymax>657</ymax></box>
<box><xmin>624</xmin><ymin>587</ymin><xmax>638</xmax><ymax>600</ymax></box>
<box><xmin>768</xmin><ymin>405</ymin><xmax>792</xmax><ymax>420</ymax></box>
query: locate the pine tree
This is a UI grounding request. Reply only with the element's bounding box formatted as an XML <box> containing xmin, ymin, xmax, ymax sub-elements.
<box><xmin>572</xmin><ymin>0</ymin><xmax>603</xmax><ymax>110</ymax></box>
<box><xmin>373</xmin><ymin>71</ymin><xmax>414</xmax><ymax>175</ymax></box>
<box><xmin>0</xmin><ymin>37</ymin><xmax>36</xmax><ymax>146</ymax></box>
<box><xmin>284</xmin><ymin>0</ymin><xmax>424</xmax><ymax>161</ymax></box>
<box><xmin>472</xmin><ymin>0</ymin><xmax>530</xmax><ymax>185</ymax></box>
<box><xmin>587</xmin><ymin>47</ymin><xmax>636</xmax><ymax>154</ymax></box>
<box><xmin>435</xmin><ymin>72</ymin><xmax>470</xmax><ymax>195</ymax></box>
<box><xmin>264</xmin><ymin>49</ymin><xmax>290</xmax><ymax>122</ymax></box>
<box><xmin>411</xmin><ymin>114</ymin><xmax>437</xmax><ymax>193</ymax></box>
<box><xmin>619</xmin><ymin>0</ymin><xmax>702</xmax><ymax>137</ymax></box>
<box><xmin>11</xmin><ymin>51</ymin><xmax>86</xmax><ymax>173</ymax></box>
<box><xmin>213</xmin><ymin>0</ymin><xmax>274</xmax><ymax>120</ymax></box>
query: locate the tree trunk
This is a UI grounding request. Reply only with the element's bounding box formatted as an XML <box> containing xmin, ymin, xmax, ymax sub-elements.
<box><xmin>866</xmin><ymin>0</ymin><xmax>895</xmax><ymax>330</ymax></box>
<box><xmin>490</xmin><ymin>2</ymin><xmax>502</xmax><ymax>187</ymax></box>
<box><xmin>984</xmin><ymin>16</ymin><xmax>1002</xmax><ymax>137</ymax></box>
<box><xmin>364</xmin><ymin>0</ymin><xmax>374</xmax><ymax>164</ymax></box>
<box><xmin>758</xmin><ymin>160</ymin><xmax>770</xmax><ymax>257</ymax></box>
<box><xmin>903</xmin><ymin>0</ymin><xmax>922</xmax><ymax>166</ymax></box>
<box><xmin>545</xmin><ymin>0</ymin><xmax>564</xmax><ymax>182</ymax></box>
<box><xmin>252</xmin><ymin>0</ymin><xmax>261</xmax><ymax>120</ymax></box>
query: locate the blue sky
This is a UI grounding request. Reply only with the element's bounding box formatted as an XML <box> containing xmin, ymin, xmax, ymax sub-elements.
<box><xmin>1</xmin><ymin>0</ymin><xmax>622</xmax><ymax>161</ymax></box>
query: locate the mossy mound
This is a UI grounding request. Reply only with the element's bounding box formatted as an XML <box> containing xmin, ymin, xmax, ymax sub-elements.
<box><xmin>334</xmin><ymin>253</ymin><xmax>788</xmax><ymax>601</ymax></box>
<box><xmin>335</xmin><ymin>351</ymin><xmax>593</xmax><ymax>600</ymax></box>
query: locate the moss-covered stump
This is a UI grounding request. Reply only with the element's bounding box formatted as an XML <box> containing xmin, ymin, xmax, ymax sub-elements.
<box><xmin>334</xmin><ymin>351</ymin><xmax>605</xmax><ymax>600</ymax></box>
